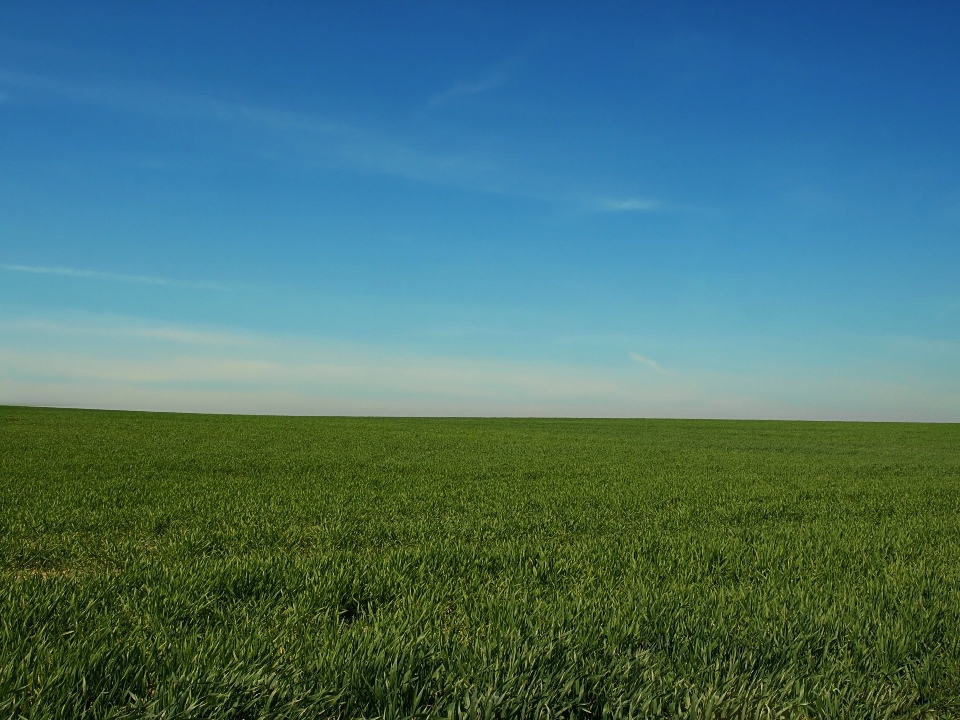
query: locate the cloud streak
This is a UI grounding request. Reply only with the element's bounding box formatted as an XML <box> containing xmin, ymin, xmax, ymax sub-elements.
<box><xmin>2</xmin><ymin>311</ymin><xmax>957</xmax><ymax>420</ymax></box>
<box><xmin>629</xmin><ymin>352</ymin><xmax>663</xmax><ymax>371</ymax></box>
<box><xmin>597</xmin><ymin>198</ymin><xmax>664</xmax><ymax>212</ymax></box>
<box><xmin>428</xmin><ymin>69</ymin><xmax>508</xmax><ymax>108</ymax></box>
<box><xmin>0</xmin><ymin>66</ymin><xmax>673</xmax><ymax>211</ymax></box>
<box><xmin>0</xmin><ymin>67</ymin><xmax>508</xmax><ymax>198</ymax></box>
<box><xmin>0</xmin><ymin>263</ymin><xmax>221</xmax><ymax>289</ymax></box>
<box><xmin>0</xmin><ymin>313</ymin><xmax>658</xmax><ymax>416</ymax></box>
<box><xmin>426</xmin><ymin>39</ymin><xmax>543</xmax><ymax>109</ymax></box>
<box><xmin>0</xmin><ymin>315</ymin><xmax>252</xmax><ymax>346</ymax></box>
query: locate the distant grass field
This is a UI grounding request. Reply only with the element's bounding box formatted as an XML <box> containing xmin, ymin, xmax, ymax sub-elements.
<box><xmin>1</xmin><ymin>407</ymin><xmax>959</xmax><ymax>719</ymax></box>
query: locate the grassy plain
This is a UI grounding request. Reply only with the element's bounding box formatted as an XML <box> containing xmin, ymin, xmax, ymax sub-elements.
<box><xmin>1</xmin><ymin>406</ymin><xmax>959</xmax><ymax>718</ymax></box>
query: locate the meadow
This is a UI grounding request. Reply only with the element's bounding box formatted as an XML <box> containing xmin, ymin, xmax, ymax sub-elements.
<box><xmin>1</xmin><ymin>406</ymin><xmax>959</xmax><ymax>719</ymax></box>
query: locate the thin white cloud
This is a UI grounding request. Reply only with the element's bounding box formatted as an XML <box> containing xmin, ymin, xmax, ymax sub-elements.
<box><xmin>428</xmin><ymin>70</ymin><xmax>508</xmax><ymax>108</ymax></box>
<box><xmin>426</xmin><ymin>39</ymin><xmax>543</xmax><ymax>110</ymax></box>
<box><xmin>629</xmin><ymin>352</ymin><xmax>662</xmax><ymax>371</ymax></box>
<box><xmin>0</xmin><ymin>68</ymin><xmax>337</xmax><ymax>134</ymax></box>
<box><xmin>0</xmin><ymin>65</ymin><xmax>679</xmax><ymax>210</ymax></box>
<box><xmin>598</xmin><ymin>198</ymin><xmax>664</xmax><ymax>212</ymax></box>
<box><xmin>0</xmin><ymin>263</ymin><xmax>221</xmax><ymax>289</ymax></box>
<box><xmin>2</xmin><ymin>311</ymin><xmax>957</xmax><ymax>420</ymax></box>
<box><xmin>0</xmin><ymin>349</ymin><xmax>622</xmax><ymax>400</ymax></box>
<box><xmin>0</xmin><ymin>67</ymin><xmax>502</xmax><ymax>197</ymax></box>
<box><xmin>0</xmin><ymin>312</ymin><xmax>618</xmax><ymax>400</ymax></box>
<box><xmin>0</xmin><ymin>311</ymin><xmax>692</xmax><ymax>416</ymax></box>
<box><xmin>0</xmin><ymin>316</ymin><xmax>252</xmax><ymax>346</ymax></box>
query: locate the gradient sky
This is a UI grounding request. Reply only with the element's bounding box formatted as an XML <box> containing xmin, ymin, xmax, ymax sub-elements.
<box><xmin>1</xmin><ymin>2</ymin><xmax>959</xmax><ymax>419</ymax></box>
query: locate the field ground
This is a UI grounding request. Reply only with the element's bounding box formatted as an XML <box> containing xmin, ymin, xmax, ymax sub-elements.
<box><xmin>1</xmin><ymin>406</ymin><xmax>959</xmax><ymax>718</ymax></box>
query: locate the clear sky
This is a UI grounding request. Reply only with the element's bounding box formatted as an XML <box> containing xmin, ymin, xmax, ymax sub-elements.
<box><xmin>1</xmin><ymin>2</ymin><xmax>958</xmax><ymax>419</ymax></box>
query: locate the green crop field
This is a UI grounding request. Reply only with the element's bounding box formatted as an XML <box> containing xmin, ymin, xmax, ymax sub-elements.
<box><xmin>1</xmin><ymin>406</ymin><xmax>959</xmax><ymax>719</ymax></box>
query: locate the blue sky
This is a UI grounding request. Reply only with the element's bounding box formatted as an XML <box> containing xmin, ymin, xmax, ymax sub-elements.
<box><xmin>1</xmin><ymin>1</ymin><xmax>958</xmax><ymax>419</ymax></box>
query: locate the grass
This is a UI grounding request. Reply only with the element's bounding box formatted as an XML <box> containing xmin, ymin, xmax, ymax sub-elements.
<box><xmin>1</xmin><ymin>406</ymin><xmax>959</xmax><ymax>718</ymax></box>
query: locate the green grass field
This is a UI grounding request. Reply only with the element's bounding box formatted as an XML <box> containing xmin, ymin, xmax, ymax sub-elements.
<box><xmin>1</xmin><ymin>406</ymin><xmax>959</xmax><ymax>718</ymax></box>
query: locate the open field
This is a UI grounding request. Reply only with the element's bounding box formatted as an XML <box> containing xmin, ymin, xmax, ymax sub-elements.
<box><xmin>1</xmin><ymin>407</ymin><xmax>959</xmax><ymax>718</ymax></box>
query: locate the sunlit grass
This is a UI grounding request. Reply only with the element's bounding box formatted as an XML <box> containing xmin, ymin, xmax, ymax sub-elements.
<box><xmin>1</xmin><ymin>407</ymin><xmax>959</xmax><ymax>718</ymax></box>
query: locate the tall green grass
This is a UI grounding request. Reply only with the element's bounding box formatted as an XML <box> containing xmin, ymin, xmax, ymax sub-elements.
<box><xmin>1</xmin><ymin>407</ymin><xmax>959</xmax><ymax>718</ymax></box>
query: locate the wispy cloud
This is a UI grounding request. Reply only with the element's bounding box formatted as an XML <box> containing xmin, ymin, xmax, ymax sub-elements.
<box><xmin>0</xmin><ymin>349</ymin><xmax>621</xmax><ymax>400</ymax></box>
<box><xmin>0</xmin><ymin>68</ymin><xmax>338</xmax><ymax>133</ymax></box>
<box><xmin>0</xmin><ymin>67</ymin><xmax>515</xmax><ymax>197</ymax></box>
<box><xmin>0</xmin><ymin>312</ymin><xmax>660</xmax><ymax>416</ymax></box>
<box><xmin>2</xmin><ymin>310</ymin><xmax>957</xmax><ymax>420</ymax></box>
<box><xmin>426</xmin><ymin>38</ymin><xmax>544</xmax><ymax>110</ymax></box>
<box><xmin>428</xmin><ymin>69</ymin><xmax>509</xmax><ymax>109</ymax></box>
<box><xmin>0</xmin><ymin>263</ymin><xmax>220</xmax><ymax>289</ymax></box>
<box><xmin>629</xmin><ymin>352</ymin><xmax>663</xmax><ymax>371</ymax></box>
<box><xmin>0</xmin><ymin>64</ymin><xmax>682</xmax><ymax>212</ymax></box>
<box><xmin>597</xmin><ymin>198</ymin><xmax>664</xmax><ymax>212</ymax></box>
<box><xmin>0</xmin><ymin>315</ymin><xmax>252</xmax><ymax>346</ymax></box>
